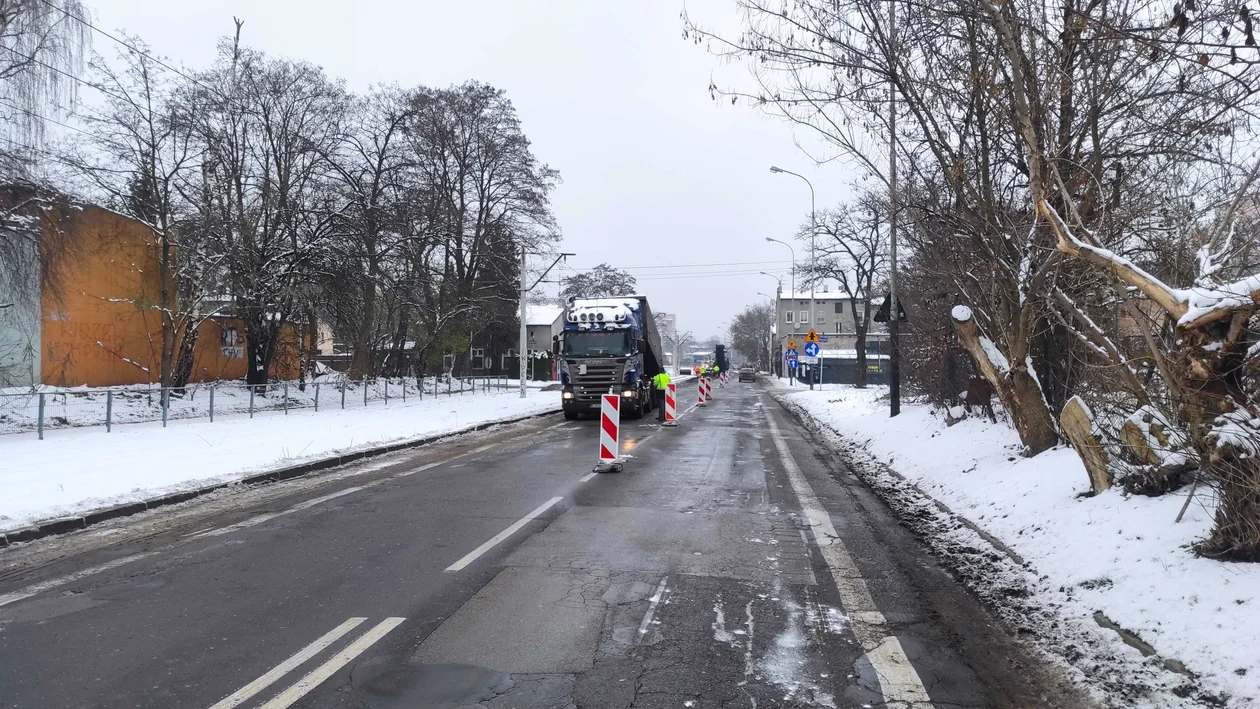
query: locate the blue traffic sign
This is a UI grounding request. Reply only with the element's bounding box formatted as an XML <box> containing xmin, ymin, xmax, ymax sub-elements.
<box><xmin>803</xmin><ymin>341</ymin><xmax>820</xmax><ymax>357</ymax></box>
<box><xmin>787</xmin><ymin>358</ymin><xmax>798</xmax><ymax>369</ymax></box>
<box><xmin>786</xmin><ymin>348</ymin><xmax>798</xmax><ymax>357</ymax></box>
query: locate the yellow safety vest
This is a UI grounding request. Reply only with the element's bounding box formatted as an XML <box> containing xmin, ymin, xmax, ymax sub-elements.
<box><xmin>653</xmin><ymin>372</ymin><xmax>670</xmax><ymax>389</ymax></box>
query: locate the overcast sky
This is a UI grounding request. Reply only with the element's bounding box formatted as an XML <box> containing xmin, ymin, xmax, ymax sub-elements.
<box><xmin>84</xmin><ymin>0</ymin><xmax>855</xmax><ymax>340</ymax></box>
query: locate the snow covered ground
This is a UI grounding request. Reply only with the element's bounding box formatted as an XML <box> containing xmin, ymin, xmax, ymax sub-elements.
<box><xmin>769</xmin><ymin>379</ymin><xmax>1259</xmax><ymax>708</ymax></box>
<box><xmin>0</xmin><ymin>387</ymin><xmax>560</xmax><ymax>533</ymax></box>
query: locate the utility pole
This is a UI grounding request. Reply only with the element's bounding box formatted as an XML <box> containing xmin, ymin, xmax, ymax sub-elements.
<box><xmin>518</xmin><ymin>250</ymin><xmax>575</xmax><ymax>399</ymax></box>
<box><xmin>519</xmin><ymin>245</ymin><xmax>528</xmax><ymax>399</ymax></box>
<box><xmin>888</xmin><ymin>0</ymin><xmax>901</xmax><ymax>417</ymax></box>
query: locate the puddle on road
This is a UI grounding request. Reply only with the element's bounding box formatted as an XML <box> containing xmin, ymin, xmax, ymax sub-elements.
<box><xmin>350</xmin><ymin>661</ymin><xmax>513</xmax><ymax>708</ymax></box>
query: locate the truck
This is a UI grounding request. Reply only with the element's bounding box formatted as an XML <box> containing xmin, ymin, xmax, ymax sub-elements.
<box><xmin>554</xmin><ymin>295</ymin><xmax>664</xmax><ymax>420</ymax></box>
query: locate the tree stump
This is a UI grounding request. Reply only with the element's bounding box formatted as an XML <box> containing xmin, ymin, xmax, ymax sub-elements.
<box><xmin>1061</xmin><ymin>396</ymin><xmax>1111</xmax><ymax>494</ymax></box>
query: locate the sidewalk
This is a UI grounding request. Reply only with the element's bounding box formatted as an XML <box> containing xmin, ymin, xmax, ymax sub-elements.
<box><xmin>772</xmin><ymin>383</ymin><xmax>1259</xmax><ymax>708</ymax></box>
<box><xmin>0</xmin><ymin>388</ymin><xmax>560</xmax><ymax>535</ymax></box>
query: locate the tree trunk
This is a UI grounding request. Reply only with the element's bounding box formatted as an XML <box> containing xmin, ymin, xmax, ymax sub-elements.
<box><xmin>953</xmin><ymin>310</ymin><xmax>1058</xmax><ymax>455</ymax></box>
<box><xmin>854</xmin><ymin>324</ymin><xmax>868</xmax><ymax>388</ymax></box>
<box><xmin>348</xmin><ymin>280</ymin><xmax>376</xmax><ymax>380</ymax></box>
<box><xmin>1060</xmin><ymin>396</ymin><xmax>1111</xmax><ymax>494</ymax></box>
<box><xmin>171</xmin><ymin>322</ymin><xmax>198</xmax><ymax>390</ymax></box>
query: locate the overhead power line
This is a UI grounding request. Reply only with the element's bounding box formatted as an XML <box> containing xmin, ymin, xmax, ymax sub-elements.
<box><xmin>35</xmin><ymin>0</ymin><xmax>223</xmax><ymax>99</ymax></box>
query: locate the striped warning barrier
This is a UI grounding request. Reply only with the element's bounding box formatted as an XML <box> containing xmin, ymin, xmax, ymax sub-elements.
<box><xmin>704</xmin><ymin>377</ymin><xmax>712</xmax><ymax>401</ymax></box>
<box><xmin>600</xmin><ymin>394</ymin><xmax>619</xmax><ymax>463</ymax></box>
<box><xmin>697</xmin><ymin>378</ymin><xmax>707</xmax><ymax>407</ymax></box>
<box><xmin>664</xmin><ymin>383</ymin><xmax>678</xmax><ymax>426</ymax></box>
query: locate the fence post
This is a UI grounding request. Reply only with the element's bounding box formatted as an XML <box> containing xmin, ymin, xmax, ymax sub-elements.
<box><xmin>419</xmin><ymin>376</ymin><xmax>423</xmax><ymax>401</ymax></box>
<box><xmin>447</xmin><ymin>377</ymin><xmax>451</xmax><ymax>397</ymax></box>
<box><xmin>314</xmin><ymin>382</ymin><xmax>320</xmax><ymax>412</ymax></box>
<box><xmin>364</xmin><ymin>379</ymin><xmax>369</xmax><ymax>406</ymax></box>
<box><xmin>284</xmin><ymin>381</ymin><xmax>289</xmax><ymax>415</ymax></box>
<box><xmin>384</xmin><ymin>379</ymin><xmax>389</xmax><ymax>405</ymax></box>
<box><xmin>106</xmin><ymin>390</ymin><xmax>113</xmax><ymax>432</ymax></box>
<box><xmin>209</xmin><ymin>386</ymin><xmax>215</xmax><ymax>423</ymax></box>
<box><xmin>402</xmin><ymin>379</ymin><xmax>406</xmax><ymax>403</ymax></box>
<box><xmin>162</xmin><ymin>388</ymin><xmax>169</xmax><ymax>428</ymax></box>
<box><xmin>249</xmin><ymin>385</ymin><xmax>255</xmax><ymax>418</ymax></box>
<box><xmin>341</xmin><ymin>380</ymin><xmax>346</xmax><ymax>409</ymax></box>
<box><xmin>37</xmin><ymin>393</ymin><xmax>44</xmax><ymax>440</ymax></box>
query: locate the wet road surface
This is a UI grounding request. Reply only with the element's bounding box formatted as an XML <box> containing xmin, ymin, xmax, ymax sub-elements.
<box><xmin>0</xmin><ymin>381</ymin><xmax>1090</xmax><ymax>708</ymax></box>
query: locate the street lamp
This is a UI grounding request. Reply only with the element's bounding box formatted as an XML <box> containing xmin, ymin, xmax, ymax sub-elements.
<box><xmin>770</xmin><ymin>165</ymin><xmax>817</xmax><ymax>390</ymax></box>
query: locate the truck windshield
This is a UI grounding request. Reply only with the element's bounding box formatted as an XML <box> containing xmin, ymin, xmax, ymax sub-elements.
<box><xmin>564</xmin><ymin>331</ymin><xmax>631</xmax><ymax>356</ymax></box>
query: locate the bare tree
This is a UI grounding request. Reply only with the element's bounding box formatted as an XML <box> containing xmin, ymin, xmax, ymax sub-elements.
<box><xmin>190</xmin><ymin>23</ymin><xmax>347</xmax><ymax>385</ymax></box>
<box><xmin>804</xmin><ymin>192</ymin><xmax>887</xmax><ymax>387</ymax></box>
<box><xmin>561</xmin><ymin>263</ymin><xmax>637</xmax><ymax>300</ymax></box>
<box><xmin>730</xmin><ymin>301</ymin><xmax>774</xmax><ymax>370</ymax></box>
<box><xmin>61</xmin><ymin>38</ymin><xmax>203</xmax><ymax>387</ymax></box>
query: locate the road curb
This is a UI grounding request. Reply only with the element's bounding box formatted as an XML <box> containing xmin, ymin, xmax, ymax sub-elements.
<box><xmin>0</xmin><ymin>408</ymin><xmax>561</xmax><ymax>548</ymax></box>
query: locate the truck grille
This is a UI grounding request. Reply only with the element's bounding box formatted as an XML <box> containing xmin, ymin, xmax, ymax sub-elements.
<box><xmin>566</xmin><ymin>359</ymin><xmax>623</xmax><ymax>401</ymax></box>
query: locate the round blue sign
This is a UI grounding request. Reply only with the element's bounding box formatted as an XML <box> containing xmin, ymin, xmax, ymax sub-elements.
<box><xmin>803</xmin><ymin>342</ymin><xmax>820</xmax><ymax>357</ymax></box>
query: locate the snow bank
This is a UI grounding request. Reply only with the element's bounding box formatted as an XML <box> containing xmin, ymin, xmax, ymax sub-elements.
<box><xmin>0</xmin><ymin>389</ymin><xmax>560</xmax><ymax>532</ymax></box>
<box><xmin>774</xmin><ymin>386</ymin><xmax>1259</xmax><ymax>707</ymax></box>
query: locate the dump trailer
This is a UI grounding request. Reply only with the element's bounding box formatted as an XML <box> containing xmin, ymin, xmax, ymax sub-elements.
<box><xmin>555</xmin><ymin>295</ymin><xmax>664</xmax><ymax>420</ymax></box>
<box><xmin>715</xmin><ymin>344</ymin><xmax>729</xmax><ymax>373</ymax></box>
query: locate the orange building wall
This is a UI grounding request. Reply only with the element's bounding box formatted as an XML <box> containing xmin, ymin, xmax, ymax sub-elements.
<box><xmin>41</xmin><ymin>206</ymin><xmax>168</xmax><ymax>387</ymax></box>
<box><xmin>40</xmin><ymin>205</ymin><xmax>304</xmax><ymax>387</ymax></box>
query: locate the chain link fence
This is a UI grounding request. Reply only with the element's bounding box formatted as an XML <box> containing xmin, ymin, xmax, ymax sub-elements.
<box><xmin>0</xmin><ymin>375</ymin><xmax>516</xmax><ymax>439</ymax></box>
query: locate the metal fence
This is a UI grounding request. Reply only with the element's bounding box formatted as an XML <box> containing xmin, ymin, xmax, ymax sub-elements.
<box><xmin>0</xmin><ymin>375</ymin><xmax>515</xmax><ymax>440</ymax></box>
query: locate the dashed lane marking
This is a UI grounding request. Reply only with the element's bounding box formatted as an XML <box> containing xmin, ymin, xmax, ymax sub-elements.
<box><xmin>766</xmin><ymin>414</ymin><xmax>934</xmax><ymax>707</ymax></box>
<box><xmin>444</xmin><ymin>496</ymin><xmax>564</xmax><ymax>572</ymax></box>
<box><xmin>256</xmin><ymin>617</ymin><xmax>406</xmax><ymax>709</ymax></box>
<box><xmin>579</xmin><ymin>472</ymin><xmax>598</xmax><ymax>483</ymax></box>
<box><xmin>0</xmin><ymin>552</ymin><xmax>157</xmax><ymax>608</ymax></box>
<box><xmin>206</xmin><ymin>617</ymin><xmax>367</xmax><ymax>709</ymax></box>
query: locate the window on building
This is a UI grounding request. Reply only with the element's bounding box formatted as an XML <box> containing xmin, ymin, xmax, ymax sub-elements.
<box><xmin>799</xmin><ymin>311</ymin><xmax>809</xmax><ymax>324</ymax></box>
<box><xmin>471</xmin><ymin>347</ymin><xmax>485</xmax><ymax>359</ymax></box>
<box><xmin>785</xmin><ymin>311</ymin><xmax>794</xmax><ymax>324</ymax></box>
<box><xmin>816</xmin><ymin>310</ymin><xmax>824</xmax><ymax>324</ymax></box>
<box><xmin>220</xmin><ymin>327</ymin><xmax>238</xmax><ymax>347</ymax></box>
<box><xmin>834</xmin><ymin>301</ymin><xmax>843</xmax><ymax>314</ymax></box>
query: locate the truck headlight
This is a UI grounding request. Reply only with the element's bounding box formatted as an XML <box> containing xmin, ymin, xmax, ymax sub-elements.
<box><xmin>622</xmin><ymin>390</ymin><xmax>636</xmax><ymax>398</ymax></box>
<box><xmin>562</xmin><ymin>391</ymin><xmax>574</xmax><ymax>399</ymax></box>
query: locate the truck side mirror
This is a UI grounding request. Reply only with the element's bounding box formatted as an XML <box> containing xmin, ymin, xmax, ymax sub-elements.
<box><xmin>552</xmin><ymin>335</ymin><xmax>560</xmax><ymax>356</ymax></box>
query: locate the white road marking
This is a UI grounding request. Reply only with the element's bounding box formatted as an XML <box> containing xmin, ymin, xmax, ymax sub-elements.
<box><xmin>765</xmin><ymin>414</ymin><xmax>933</xmax><ymax>707</ymax></box>
<box><xmin>444</xmin><ymin>496</ymin><xmax>564</xmax><ymax>572</ymax></box>
<box><xmin>206</xmin><ymin>617</ymin><xmax>367</xmax><ymax>709</ymax></box>
<box><xmin>0</xmin><ymin>552</ymin><xmax>157</xmax><ymax>608</ymax></box>
<box><xmin>185</xmin><ymin>487</ymin><xmax>365</xmax><ymax>539</ymax></box>
<box><xmin>256</xmin><ymin>617</ymin><xmax>406</xmax><ymax>709</ymax></box>
<box><xmin>579</xmin><ymin>472</ymin><xmax>598</xmax><ymax>483</ymax></box>
<box><xmin>392</xmin><ymin>461</ymin><xmax>442</xmax><ymax>478</ymax></box>
<box><xmin>636</xmin><ymin>576</ymin><xmax>669</xmax><ymax>644</ymax></box>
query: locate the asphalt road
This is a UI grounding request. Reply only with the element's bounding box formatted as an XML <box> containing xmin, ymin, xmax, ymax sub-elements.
<box><xmin>0</xmin><ymin>381</ymin><xmax>1089</xmax><ymax>708</ymax></box>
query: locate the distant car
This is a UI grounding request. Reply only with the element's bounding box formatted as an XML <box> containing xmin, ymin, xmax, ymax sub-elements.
<box><xmin>680</xmin><ymin>367</ymin><xmax>693</xmax><ymax>375</ymax></box>
<box><xmin>738</xmin><ymin>367</ymin><xmax>756</xmax><ymax>382</ymax></box>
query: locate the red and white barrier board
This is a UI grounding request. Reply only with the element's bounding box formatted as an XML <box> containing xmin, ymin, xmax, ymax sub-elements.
<box><xmin>599</xmin><ymin>393</ymin><xmax>620</xmax><ymax>464</ymax></box>
<box><xmin>704</xmin><ymin>377</ymin><xmax>712</xmax><ymax>401</ymax></box>
<box><xmin>698</xmin><ymin>378</ymin><xmax>707</xmax><ymax>407</ymax></box>
<box><xmin>664</xmin><ymin>383</ymin><xmax>678</xmax><ymax>426</ymax></box>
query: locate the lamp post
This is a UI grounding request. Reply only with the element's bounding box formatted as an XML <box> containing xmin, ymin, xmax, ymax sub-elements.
<box><xmin>887</xmin><ymin>0</ymin><xmax>901</xmax><ymax>417</ymax></box>
<box><xmin>770</xmin><ymin>166</ymin><xmax>817</xmax><ymax>389</ymax></box>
